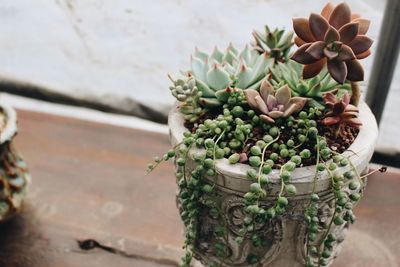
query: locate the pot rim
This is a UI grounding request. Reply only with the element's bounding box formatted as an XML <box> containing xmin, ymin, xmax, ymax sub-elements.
<box><xmin>0</xmin><ymin>100</ymin><xmax>17</xmax><ymax>144</ymax></box>
<box><xmin>168</xmin><ymin>101</ymin><xmax>378</xmax><ymax>182</ymax></box>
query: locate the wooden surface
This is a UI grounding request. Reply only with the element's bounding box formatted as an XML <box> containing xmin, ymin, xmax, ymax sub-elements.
<box><xmin>0</xmin><ymin>110</ymin><xmax>399</xmax><ymax>267</ymax></box>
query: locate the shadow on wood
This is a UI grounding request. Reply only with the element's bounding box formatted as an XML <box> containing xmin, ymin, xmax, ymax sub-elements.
<box><xmin>0</xmin><ymin>204</ymin><xmax>50</xmax><ymax>267</ymax></box>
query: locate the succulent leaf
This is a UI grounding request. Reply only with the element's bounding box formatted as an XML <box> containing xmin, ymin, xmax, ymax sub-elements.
<box><xmin>210</xmin><ymin>46</ymin><xmax>224</xmax><ymax>62</ymax></box>
<box><xmin>214</xmin><ymin>89</ymin><xmax>231</xmax><ymax>102</ymax></box>
<box><xmin>236</xmin><ymin>60</ymin><xmax>254</xmax><ymax>89</ymax></box>
<box><xmin>321</xmin><ymin>91</ymin><xmax>362</xmax><ymax>128</ymax></box>
<box><xmin>252</xmin><ymin>26</ymin><xmax>295</xmax><ymax>62</ymax></box>
<box><xmin>270</xmin><ymin>60</ymin><xmax>351</xmax><ymax>103</ymax></box>
<box><xmin>206</xmin><ymin>64</ymin><xmax>230</xmax><ymax>90</ymax></box>
<box><xmin>195</xmin><ymin>79</ymin><xmax>216</xmax><ymax>98</ymax></box>
<box><xmin>190</xmin><ymin>44</ymin><xmax>273</xmax><ymax>93</ymax></box>
<box><xmin>245</xmin><ymin>84</ymin><xmax>307</xmax><ymax>123</ymax></box>
<box><xmin>199</xmin><ymin>97</ymin><xmax>222</xmax><ymax>108</ymax></box>
<box><xmin>191</xmin><ymin>56</ymin><xmax>208</xmax><ymax>82</ymax></box>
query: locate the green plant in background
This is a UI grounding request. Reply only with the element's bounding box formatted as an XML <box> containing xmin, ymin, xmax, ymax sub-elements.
<box><xmin>252</xmin><ymin>26</ymin><xmax>294</xmax><ymax>63</ymax></box>
<box><xmin>270</xmin><ymin>60</ymin><xmax>351</xmax><ymax>109</ymax></box>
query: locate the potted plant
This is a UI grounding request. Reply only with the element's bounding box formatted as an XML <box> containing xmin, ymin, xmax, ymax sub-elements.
<box><xmin>149</xmin><ymin>3</ymin><xmax>384</xmax><ymax>266</ymax></box>
<box><xmin>0</xmin><ymin>100</ymin><xmax>30</xmax><ymax>222</ymax></box>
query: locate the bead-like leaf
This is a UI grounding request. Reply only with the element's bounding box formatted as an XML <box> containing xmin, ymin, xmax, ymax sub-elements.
<box><xmin>206</xmin><ymin>64</ymin><xmax>230</xmax><ymax>90</ymax></box>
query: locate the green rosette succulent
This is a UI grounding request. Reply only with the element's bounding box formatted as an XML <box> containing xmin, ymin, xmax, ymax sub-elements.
<box><xmin>168</xmin><ymin>75</ymin><xmax>204</xmax><ymax>123</ymax></box>
<box><xmin>252</xmin><ymin>26</ymin><xmax>294</xmax><ymax>62</ymax></box>
<box><xmin>189</xmin><ymin>44</ymin><xmax>274</xmax><ymax>107</ymax></box>
<box><xmin>270</xmin><ymin>60</ymin><xmax>351</xmax><ymax>108</ymax></box>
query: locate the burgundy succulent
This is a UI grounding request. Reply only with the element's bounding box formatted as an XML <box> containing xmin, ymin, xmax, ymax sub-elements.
<box><xmin>291</xmin><ymin>2</ymin><xmax>373</xmax><ymax>84</ymax></box>
<box><xmin>321</xmin><ymin>91</ymin><xmax>362</xmax><ymax>128</ymax></box>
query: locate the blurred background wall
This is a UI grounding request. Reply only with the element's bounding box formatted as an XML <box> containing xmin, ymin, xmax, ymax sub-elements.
<box><xmin>0</xmin><ymin>0</ymin><xmax>398</xmax><ymax>155</ymax></box>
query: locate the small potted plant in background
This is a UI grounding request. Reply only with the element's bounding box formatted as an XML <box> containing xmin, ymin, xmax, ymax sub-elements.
<box><xmin>0</xmin><ymin>100</ymin><xmax>30</xmax><ymax>222</ymax></box>
<box><xmin>149</xmin><ymin>2</ymin><xmax>384</xmax><ymax>266</ymax></box>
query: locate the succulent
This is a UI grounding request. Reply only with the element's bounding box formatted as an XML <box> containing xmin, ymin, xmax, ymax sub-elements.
<box><xmin>321</xmin><ymin>91</ymin><xmax>362</xmax><ymax>128</ymax></box>
<box><xmin>190</xmin><ymin>44</ymin><xmax>274</xmax><ymax>106</ymax></box>
<box><xmin>252</xmin><ymin>26</ymin><xmax>294</xmax><ymax>62</ymax></box>
<box><xmin>168</xmin><ymin>75</ymin><xmax>204</xmax><ymax>122</ymax></box>
<box><xmin>270</xmin><ymin>60</ymin><xmax>351</xmax><ymax>108</ymax></box>
<box><xmin>291</xmin><ymin>2</ymin><xmax>373</xmax><ymax>83</ymax></box>
<box><xmin>244</xmin><ymin>80</ymin><xmax>308</xmax><ymax>123</ymax></box>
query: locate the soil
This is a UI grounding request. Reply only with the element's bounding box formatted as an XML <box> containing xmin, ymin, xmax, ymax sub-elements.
<box><xmin>184</xmin><ymin>108</ymin><xmax>359</xmax><ymax>168</ymax></box>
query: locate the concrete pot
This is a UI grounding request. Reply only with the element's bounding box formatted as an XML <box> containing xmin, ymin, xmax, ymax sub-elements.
<box><xmin>168</xmin><ymin>101</ymin><xmax>378</xmax><ymax>267</ymax></box>
<box><xmin>0</xmin><ymin>100</ymin><xmax>30</xmax><ymax>222</ymax></box>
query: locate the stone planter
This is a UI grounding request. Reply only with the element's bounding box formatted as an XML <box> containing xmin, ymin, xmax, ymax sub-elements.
<box><xmin>0</xmin><ymin>101</ymin><xmax>30</xmax><ymax>222</ymax></box>
<box><xmin>169</xmin><ymin>101</ymin><xmax>378</xmax><ymax>267</ymax></box>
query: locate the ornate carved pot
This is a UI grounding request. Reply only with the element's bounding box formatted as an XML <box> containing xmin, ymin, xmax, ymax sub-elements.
<box><xmin>0</xmin><ymin>101</ymin><xmax>30</xmax><ymax>222</ymax></box>
<box><xmin>168</xmin><ymin>101</ymin><xmax>378</xmax><ymax>267</ymax></box>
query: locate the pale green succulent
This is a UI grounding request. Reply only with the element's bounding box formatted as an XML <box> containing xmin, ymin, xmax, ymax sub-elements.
<box><xmin>189</xmin><ymin>44</ymin><xmax>274</xmax><ymax>107</ymax></box>
<box><xmin>270</xmin><ymin>60</ymin><xmax>352</xmax><ymax>108</ymax></box>
<box><xmin>169</xmin><ymin>75</ymin><xmax>204</xmax><ymax>123</ymax></box>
